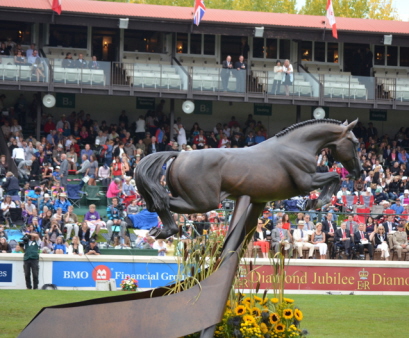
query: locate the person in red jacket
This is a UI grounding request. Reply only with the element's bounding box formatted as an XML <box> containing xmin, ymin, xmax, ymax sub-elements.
<box><xmin>43</xmin><ymin>117</ymin><xmax>56</xmax><ymax>134</ymax></box>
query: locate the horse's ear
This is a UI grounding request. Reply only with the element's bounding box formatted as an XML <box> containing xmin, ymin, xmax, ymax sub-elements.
<box><xmin>342</xmin><ymin>120</ymin><xmax>348</xmax><ymax>126</ymax></box>
<box><xmin>346</xmin><ymin>119</ymin><xmax>358</xmax><ymax>131</ymax></box>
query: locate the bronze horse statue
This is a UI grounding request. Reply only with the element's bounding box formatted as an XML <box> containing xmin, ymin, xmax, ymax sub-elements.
<box><xmin>19</xmin><ymin>119</ymin><xmax>362</xmax><ymax>338</ymax></box>
<box><xmin>136</xmin><ymin>119</ymin><xmax>362</xmax><ymax>240</ymax></box>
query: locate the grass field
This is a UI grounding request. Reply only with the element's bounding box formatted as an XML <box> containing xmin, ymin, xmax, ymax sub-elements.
<box><xmin>0</xmin><ymin>290</ymin><xmax>407</xmax><ymax>338</ymax></box>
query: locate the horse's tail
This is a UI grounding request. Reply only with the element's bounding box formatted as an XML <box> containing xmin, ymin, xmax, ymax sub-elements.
<box><xmin>135</xmin><ymin>152</ymin><xmax>180</xmax><ymax>237</ymax></box>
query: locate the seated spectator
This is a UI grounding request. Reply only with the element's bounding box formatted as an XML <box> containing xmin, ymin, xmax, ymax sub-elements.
<box><xmin>51</xmin><ymin>207</ymin><xmax>64</xmax><ymax>230</ymax></box>
<box><xmin>67</xmin><ymin>147</ymin><xmax>78</xmax><ymax>170</ymax></box>
<box><xmin>127</xmin><ymin>199</ymin><xmax>139</xmax><ymax>215</ymax></box>
<box><xmin>40</xmin><ymin>234</ymin><xmax>53</xmax><ymax>254</ymax></box>
<box><xmin>153</xmin><ymin>239</ymin><xmax>167</xmax><ymax>256</ymax></box>
<box><xmin>390</xmin><ymin>198</ymin><xmax>404</xmax><ymax>215</ymax></box>
<box><xmin>253</xmin><ymin>218</ymin><xmax>270</xmax><ymax>259</ymax></box>
<box><xmin>48</xmin><ymin>219</ymin><xmax>62</xmax><ymax>243</ymax></box>
<box><xmin>354</xmin><ymin>223</ymin><xmax>374</xmax><ymax>260</ymax></box>
<box><xmin>282</xmin><ymin>214</ymin><xmax>292</xmax><ymax>230</ymax></box>
<box><xmin>365</xmin><ymin>216</ymin><xmax>376</xmax><ymax>234</ymax></box>
<box><xmin>40</xmin><ymin>193</ymin><xmax>54</xmax><ymax>212</ymax></box>
<box><xmin>67</xmin><ymin>236</ymin><xmax>84</xmax><ymax>255</ymax></box>
<box><xmin>27</xmin><ymin>187</ymin><xmax>42</xmax><ymax>202</ymax></box>
<box><xmin>334</xmin><ymin>222</ymin><xmax>353</xmax><ymax>259</ymax></box>
<box><xmin>2</xmin><ymin>172</ymin><xmax>20</xmax><ymax>196</ymax></box>
<box><xmin>78</xmin><ymin>221</ymin><xmax>91</xmax><ymax>247</ymax></box>
<box><xmin>107</xmin><ymin>178</ymin><xmax>122</xmax><ymax>199</ymax></box>
<box><xmin>370</xmin><ymin>225</ymin><xmax>390</xmax><ymax>260</ymax></box>
<box><xmin>84</xmin><ymin>204</ymin><xmax>105</xmax><ymax>237</ymax></box>
<box><xmin>0</xmin><ymin>237</ymin><xmax>11</xmax><ymax>253</ymax></box>
<box><xmin>392</xmin><ymin>224</ymin><xmax>408</xmax><ymax>261</ymax></box>
<box><xmin>293</xmin><ymin>221</ymin><xmax>314</xmax><ymax>259</ymax></box>
<box><xmin>111</xmin><ymin>156</ymin><xmax>124</xmax><ymax>178</ymax></box>
<box><xmin>23</xmin><ymin>198</ymin><xmax>36</xmax><ymax>223</ymax></box>
<box><xmin>374</xmin><ymin>187</ymin><xmax>388</xmax><ymax>204</ymax></box>
<box><xmin>303</xmin><ymin>214</ymin><xmax>315</xmax><ymax>231</ymax></box>
<box><xmin>13</xmin><ymin>243</ymin><xmax>23</xmax><ymax>253</ymax></box>
<box><xmin>54</xmin><ymin>192</ymin><xmax>71</xmax><ymax>213</ymax></box>
<box><xmin>122</xmin><ymin>176</ymin><xmax>137</xmax><ymax>197</ymax></box>
<box><xmin>311</xmin><ymin>222</ymin><xmax>327</xmax><ymax>259</ymax></box>
<box><xmin>53</xmin><ymin>236</ymin><xmax>66</xmax><ymax>254</ymax></box>
<box><xmin>270</xmin><ymin>220</ymin><xmax>292</xmax><ymax>255</ymax></box>
<box><xmin>1</xmin><ymin>195</ymin><xmax>16</xmax><ymax>227</ymax></box>
<box><xmin>85</xmin><ymin>238</ymin><xmax>100</xmax><ymax>255</ymax></box>
<box><xmin>345</xmin><ymin>215</ymin><xmax>359</xmax><ymax>235</ymax></box>
<box><xmin>0</xmin><ymin>226</ymin><xmax>8</xmax><ymax>240</ymax></box>
<box><xmin>254</xmin><ymin>130</ymin><xmax>266</xmax><ymax>144</ymax></box>
<box><xmin>64</xmin><ymin>205</ymin><xmax>78</xmax><ymax>240</ymax></box>
<box><xmin>106</xmin><ymin>197</ymin><xmax>127</xmax><ymax>243</ymax></box>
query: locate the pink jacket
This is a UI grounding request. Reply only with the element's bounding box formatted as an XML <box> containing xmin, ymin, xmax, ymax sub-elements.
<box><xmin>107</xmin><ymin>181</ymin><xmax>121</xmax><ymax>198</ymax></box>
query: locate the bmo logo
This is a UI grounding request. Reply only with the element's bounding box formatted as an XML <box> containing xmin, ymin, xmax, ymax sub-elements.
<box><xmin>92</xmin><ymin>265</ymin><xmax>111</xmax><ymax>281</ymax></box>
<box><xmin>0</xmin><ymin>264</ymin><xmax>12</xmax><ymax>283</ymax></box>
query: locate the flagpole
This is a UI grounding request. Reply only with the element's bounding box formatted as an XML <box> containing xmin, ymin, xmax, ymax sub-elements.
<box><xmin>322</xmin><ymin>19</ymin><xmax>326</xmax><ymax>41</ymax></box>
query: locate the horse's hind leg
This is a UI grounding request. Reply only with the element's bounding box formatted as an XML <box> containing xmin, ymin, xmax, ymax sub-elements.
<box><xmin>169</xmin><ymin>196</ymin><xmax>219</xmax><ymax>214</ymax></box>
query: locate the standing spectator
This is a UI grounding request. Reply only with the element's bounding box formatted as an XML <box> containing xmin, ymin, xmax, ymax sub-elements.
<box><xmin>271</xmin><ymin>60</ymin><xmax>283</xmax><ymax>94</ymax></box>
<box><xmin>88</xmin><ymin>55</ymin><xmax>100</xmax><ymax>69</ymax></box>
<box><xmin>107</xmin><ymin>178</ymin><xmax>122</xmax><ymax>200</ymax></box>
<box><xmin>135</xmin><ymin>116</ymin><xmax>146</xmax><ymax>142</ymax></box>
<box><xmin>76</xmin><ymin>53</ymin><xmax>87</xmax><ymax>68</ymax></box>
<box><xmin>234</xmin><ymin>55</ymin><xmax>247</xmax><ymax>93</ymax></box>
<box><xmin>221</xmin><ymin>55</ymin><xmax>233</xmax><ymax>91</ymax></box>
<box><xmin>62</xmin><ymin>52</ymin><xmax>74</xmax><ymax>68</ymax></box>
<box><xmin>86</xmin><ymin>154</ymin><xmax>98</xmax><ymax>186</ymax></box>
<box><xmin>106</xmin><ymin>197</ymin><xmax>127</xmax><ymax>243</ymax></box>
<box><xmin>64</xmin><ymin>205</ymin><xmax>78</xmax><ymax>240</ymax></box>
<box><xmin>2</xmin><ymin>172</ymin><xmax>20</xmax><ymax>195</ymax></box>
<box><xmin>282</xmin><ymin>59</ymin><xmax>293</xmax><ymax>96</ymax></box>
<box><xmin>59</xmin><ymin>154</ymin><xmax>69</xmax><ymax>187</ymax></box>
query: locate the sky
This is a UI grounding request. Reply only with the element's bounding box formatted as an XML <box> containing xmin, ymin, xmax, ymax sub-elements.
<box><xmin>296</xmin><ymin>0</ymin><xmax>409</xmax><ymax>21</ymax></box>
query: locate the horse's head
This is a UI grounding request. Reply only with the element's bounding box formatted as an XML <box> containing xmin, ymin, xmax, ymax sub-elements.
<box><xmin>330</xmin><ymin>119</ymin><xmax>362</xmax><ymax>180</ymax></box>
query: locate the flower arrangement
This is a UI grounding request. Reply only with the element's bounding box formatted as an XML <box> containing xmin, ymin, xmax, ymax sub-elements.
<box><xmin>213</xmin><ymin>294</ymin><xmax>307</xmax><ymax>338</ymax></box>
<box><xmin>120</xmin><ymin>276</ymin><xmax>138</xmax><ymax>292</ymax></box>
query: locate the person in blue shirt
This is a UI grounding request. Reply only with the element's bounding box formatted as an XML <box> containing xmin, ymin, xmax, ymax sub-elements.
<box><xmin>254</xmin><ymin>130</ymin><xmax>266</xmax><ymax>144</ymax></box>
<box><xmin>54</xmin><ymin>192</ymin><xmax>71</xmax><ymax>213</ymax></box>
<box><xmin>40</xmin><ymin>193</ymin><xmax>54</xmax><ymax>213</ymax></box>
<box><xmin>245</xmin><ymin>131</ymin><xmax>256</xmax><ymax>147</ymax></box>
<box><xmin>53</xmin><ymin>236</ymin><xmax>66</xmax><ymax>254</ymax></box>
<box><xmin>390</xmin><ymin>198</ymin><xmax>404</xmax><ymax>215</ymax></box>
<box><xmin>27</xmin><ymin>187</ymin><xmax>42</xmax><ymax>201</ymax></box>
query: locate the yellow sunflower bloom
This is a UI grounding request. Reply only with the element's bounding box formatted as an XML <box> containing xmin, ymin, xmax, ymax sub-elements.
<box><xmin>283</xmin><ymin>308</ymin><xmax>293</xmax><ymax>319</ymax></box>
<box><xmin>243</xmin><ymin>314</ymin><xmax>256</xmax><ymax>324</ymax></box>
<box><xmin>254</xmin><ymin>295</ymin><xmax>263</xmax><ymax>303</ymax></box>
<box><xmin>260</xmin><ymin>297</ymin><xmax>269</xmax><ymax>305</ymax></box>
<box><xmin>284</xmin><ymin>297</ymin><xmax>294</xmax><ymax>303</ymax></box>
<box><xmin>235</xmin><ymin>305</ymin><xmax>247</xmax><ymax>316</ymax></box>
<box><xmin>260</xmin><ymin>322</ymin><xmax>268</xmax><ymax>334</ymax></box>
<box><xmin>251</xmin><ymin>307</ymin><xmax>262</xmax><ymax>317</ymax></box>
<box><xmin>271</xmin><ymin>297</ymin><xmax>279</xmax><ymax>304</ymax></box>
<box><xmin>275</xmin><ymin>323</ymin><xmax>286</xmax><ymax>333</ymax></box>
<box><xmin>226</xmin><ymin>300</ymin><xmax>231</xmax><ymax>308</ymax></box>
<box><xmin>269</xmin><ymin>312</ymin><xmax>280</xmax><ymax>324</ymax></box>
<box><xmin>294</xmin><ymin>308</ymin><xmax>303</xmax><ymax>321</ymax></box>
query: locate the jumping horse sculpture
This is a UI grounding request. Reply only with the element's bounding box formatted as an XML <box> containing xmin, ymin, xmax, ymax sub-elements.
<box><xmin>19</xmin><ymin>119</ymin><xmax>362</xmax><ymax>338</ymax></box>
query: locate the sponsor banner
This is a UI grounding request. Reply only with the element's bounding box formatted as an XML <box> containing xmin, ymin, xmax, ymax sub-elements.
<box><xmin>239</xmin><ymin>265</ymin><xmax>409</xmax><ymax>292</ymax></box>
<box><xmin>52</xmin><ymin>261</ymin><xmax>180</xmax><ymax>288</ymax></box>
<box><xmin>0</xmin><ymin>263</ymin><xmax>13</xmax><ymax>284</ymax></box>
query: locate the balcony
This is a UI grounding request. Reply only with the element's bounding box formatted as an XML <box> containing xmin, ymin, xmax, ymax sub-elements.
<box><xmin>0</xmin><ymin>56</ymin><xmax>408</xmax><ymax>110</ymax></box>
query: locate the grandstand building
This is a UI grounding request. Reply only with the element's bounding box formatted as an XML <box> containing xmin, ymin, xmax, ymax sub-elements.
<box><xmin>1</xmin><ymin>0</ymin><xmax>409</xmax><ymax>135</ymax></box>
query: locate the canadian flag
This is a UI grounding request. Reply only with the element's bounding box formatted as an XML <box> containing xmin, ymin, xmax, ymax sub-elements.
<box><xmin>52</xmin><ymin>0</ymin><xmax>62</xmax><ymax>15</ymax></box>
<box><xmin>326</xmin><ymin>0</ymin><xmax>338</xmax><ymax>39</ymax></box>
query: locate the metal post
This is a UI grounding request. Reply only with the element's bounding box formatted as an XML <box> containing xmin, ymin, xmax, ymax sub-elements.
<box><xmin>170</xmin><ymin>98</ymin><xmax>175</xmax><ymax>141</ymax></box>
<box><xmin>296</xmin><ymin>105</ymin><xmax>301</xmax><ymax>123</ymax></box>
<box><xmin>36</xmin><ymin>93</ymin><xmax>42</xmax><ymax>141</ymax></box>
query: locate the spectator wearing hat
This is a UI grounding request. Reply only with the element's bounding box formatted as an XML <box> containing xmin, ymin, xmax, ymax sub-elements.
<box><xmin>392</xmin><ymin>224</ymin><xmax>408</xmax><ymax>260</ymax></box>
<box><xmin>85</xmin><ymin>238</ymin><xmax>100</xmax><ymax>255</ymax></box>
<box><xmin>399</xmin><ymin>189</ymin><xmax>409</xmax><ymax>204</ymax></box>
<box><xmin>391</xmin><ymin>198</ymin><xmax>404</xmax><ymax>215</ymax></box>
<box><xmin>374</xmin><ymin>187</ymin><xmax>388</xmax><ymax>205</ymax></box>
<box><xmin>54</xmin><ymin>192</ymin><xmax>71</xmax><ymax>213</ymax></box>
<box><xmin>40</xmin><ymin>193</ymin><xmax>53</xmax><ymax>212</ymax></box>
<box><xmin>293</xmin><ymin>220</ymin><xmax>314</xmax><ymax>259</ymax></box>
<box><xmin>260</xmin><ymin>209</ymin><xmax>273</xmax><ymax>231</ymax></box>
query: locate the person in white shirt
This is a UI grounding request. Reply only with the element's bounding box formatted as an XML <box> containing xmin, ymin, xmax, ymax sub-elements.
<box><xmin>281</xmin><ymin>59</ymin><xmax>293</xmax><ymax>96</ymax></box>
<box><xmin>293</xmin><ymin>220</ymin><xmax>315</xmax><ymax>259</ymax></box>
<box><xmin>26</xmin><ymin>43</ymin><xmax>36</xmax><ymax>59</ymax></box>
<box><xmin>12</xmin><ymin>146</ymin><xmax>25</xmax><ymax>165</ymax></box>
<box><xmin>135</xmin><ymin>116</ymin><xmax>146</xmax><ymax>141</ymax></box>
<box><xmin>177</xmin><ymin>124</ymin><xmax>187</xmax><ymax>150</ymax></box>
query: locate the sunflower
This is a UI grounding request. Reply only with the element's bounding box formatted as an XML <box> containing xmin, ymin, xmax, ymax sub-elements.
<box><xmin>254</xmin><ymin>295</ymin><xmax>263</xmax><ymax>303</ymax></box>
<box><xmin>260</xmin><ymin>297</ymin><xmax>269</xmax><ymax>305</ymax></box>
<box><xmin>294</xmin><ymin>308</ymin><xmax>303</xmax><ymax>321</ymax></box>
<box><xmin>251</xmin><ymin>307</ymin><xmax>262</xmax><ymax>317</ymax></box>
<box><xmin>270</xmin><ymin>297</ymin><xmax>279</xmax><ymax>304</ymax></box>
<box><xmin>235</xmin><ymin>305</ymin><xmax>247</xmax><ymax>316</ymax></box>
<box><xmin>269</xmin><ymin>313</ymin><xmax>280</xmax><ymax>324</ymax></box>
<box><xmin>284</xmin><ymin>297</ymin><xmax>294</xmax><ymax>303</ymax></box>
<box><xmin>283</xmin><ymin>308</ymin><xmax>293</xmax><ymax>319</ymax></box>
<box><xmin>226</xmin><ymin>300</ymin><xmax>231</xmax><ymax>308</ymax></box>
<box><xmin>260</xmin><ymin>322</ymin><xmax>268</xmax><ymax>334</ymax></box>
<box><xmin>243</xmin><ymin>314</ymin><xmax>256</xmax><ymax>324</ymax></box>
<box><xmin>243</xmin><ymin>297</ymin><xmax>253</xmax><ymax>306</ymax></box>
<box><xmin>275</xmin><ymin>323</ymin><xmax>285</xmax><ymax>333</ymax></box>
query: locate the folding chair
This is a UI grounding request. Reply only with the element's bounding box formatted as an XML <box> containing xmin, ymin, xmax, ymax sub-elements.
<box><xmin>356</xmin><ymin>207</ymin><xmax>371</xmax><ymax>224</ymax></box>
<box><xmin>9</xmin><ymin>208</ymin><xmax>25</xmax><ymax>227</ymax></box>
<box><xmin>66</xmin><ymin>184</ymin><xmax>85</xmax><ymax>208</ymax></box>
<box><xmin>83</xmin><ymin>185</ymin><xmax>104</xmax><ymax>206</ymax></box>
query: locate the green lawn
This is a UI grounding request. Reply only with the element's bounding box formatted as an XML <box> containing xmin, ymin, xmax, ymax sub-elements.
<box><xmin>0</xmin><ymin>290</ymin><xmax>406</xmax><ymax>337</ymax></box>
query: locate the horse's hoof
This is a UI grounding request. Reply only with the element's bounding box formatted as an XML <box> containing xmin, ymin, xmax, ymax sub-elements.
<box><xmin>148</xmin><ymin>227</ymin><xmax>177</xmax><ymax>240</ymax></box>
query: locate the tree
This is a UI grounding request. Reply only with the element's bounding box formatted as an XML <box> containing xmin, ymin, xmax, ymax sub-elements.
<box><xmin>300</xmin><ymin>0</ymin><xmax>398</xmax><ymax>20</ymax></box>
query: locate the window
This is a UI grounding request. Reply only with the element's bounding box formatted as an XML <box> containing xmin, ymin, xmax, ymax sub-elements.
<box><xmin>374</xmin><ymin>45</ymin><xmax>385</xmax><ymax>66</ymax></box>
<box><xmin>190</xmin><ymin>34</ymin><xmax>201</xmax><ymax>55</ymax></box>
<box><xmin>0</xmin><ymin>21</ymin><xmax>31</xmax><ymax>45</ymax></box>
<box><xmin>266</xmin><ymin>39</ymin><xmax>277</xmax><ymax>59</ymax></box>
<box><xmin>327</xmin><ymin>43</ymin><xmax>338</xmax><ymax>63</ymax></box>
<box><xmin>400</xmin><ymin>47</ymin><xmax>409</xmax><ymax>67</ymax></box>
<box><xmin>279</xmin><ymin>40</ymin><xmax>291</xmax><ymax>60</ymax></box>
<box><xmin>176</xmin><ymin>33</ymin><xmax>188</xmax><ymax>54</ymax></box>
<box><xmin>253</xmin><ymin>38</ymin><xmax>265</xmax><ymax>58</ymax></box>
<box><xmin>301</xmin><ymin>41</ymin><xmax>312</xmax><ymax>61</ymax></box>
<box><xmin>49</xmin><ymin>25</ymin><xmax>87</xmax><ymax>48</ymax></box>
<box><xmin>124</xmin><ymin>30</ymin><xmax>164</xmax><ymax>53</ymax></box>
<box><xmin>314</xmin><ymin>42</ymin><xmax>325</xmax><ymax>62</ymax></box>
<box><xmin>203</xmin><ymin>35</ymin><xmax>215</xmax><ymax>55</ymax></box>
<box><xmin>387</xmin><ymin>46</ymin><xmax>398</xmax><ymax>67</ymax></box>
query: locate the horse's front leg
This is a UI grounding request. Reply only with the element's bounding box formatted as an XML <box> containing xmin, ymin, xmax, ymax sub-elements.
<box><xmin>310</xmin><ymin>172</ymin><xmax>341</xmax><ymax>208</ymax></box>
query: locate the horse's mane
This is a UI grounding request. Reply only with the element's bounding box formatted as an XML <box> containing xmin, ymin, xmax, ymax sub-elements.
<box><xmin>275</xmin><ymin>119</ymin><xmax>343</xmax><ymax>138</ymax></box>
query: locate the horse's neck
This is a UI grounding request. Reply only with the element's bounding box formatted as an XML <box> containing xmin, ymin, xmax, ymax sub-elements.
<box><xmin>276</xmin><ymin>124</ymin><xmax>342</xmax><ymax>152</ymax></box>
